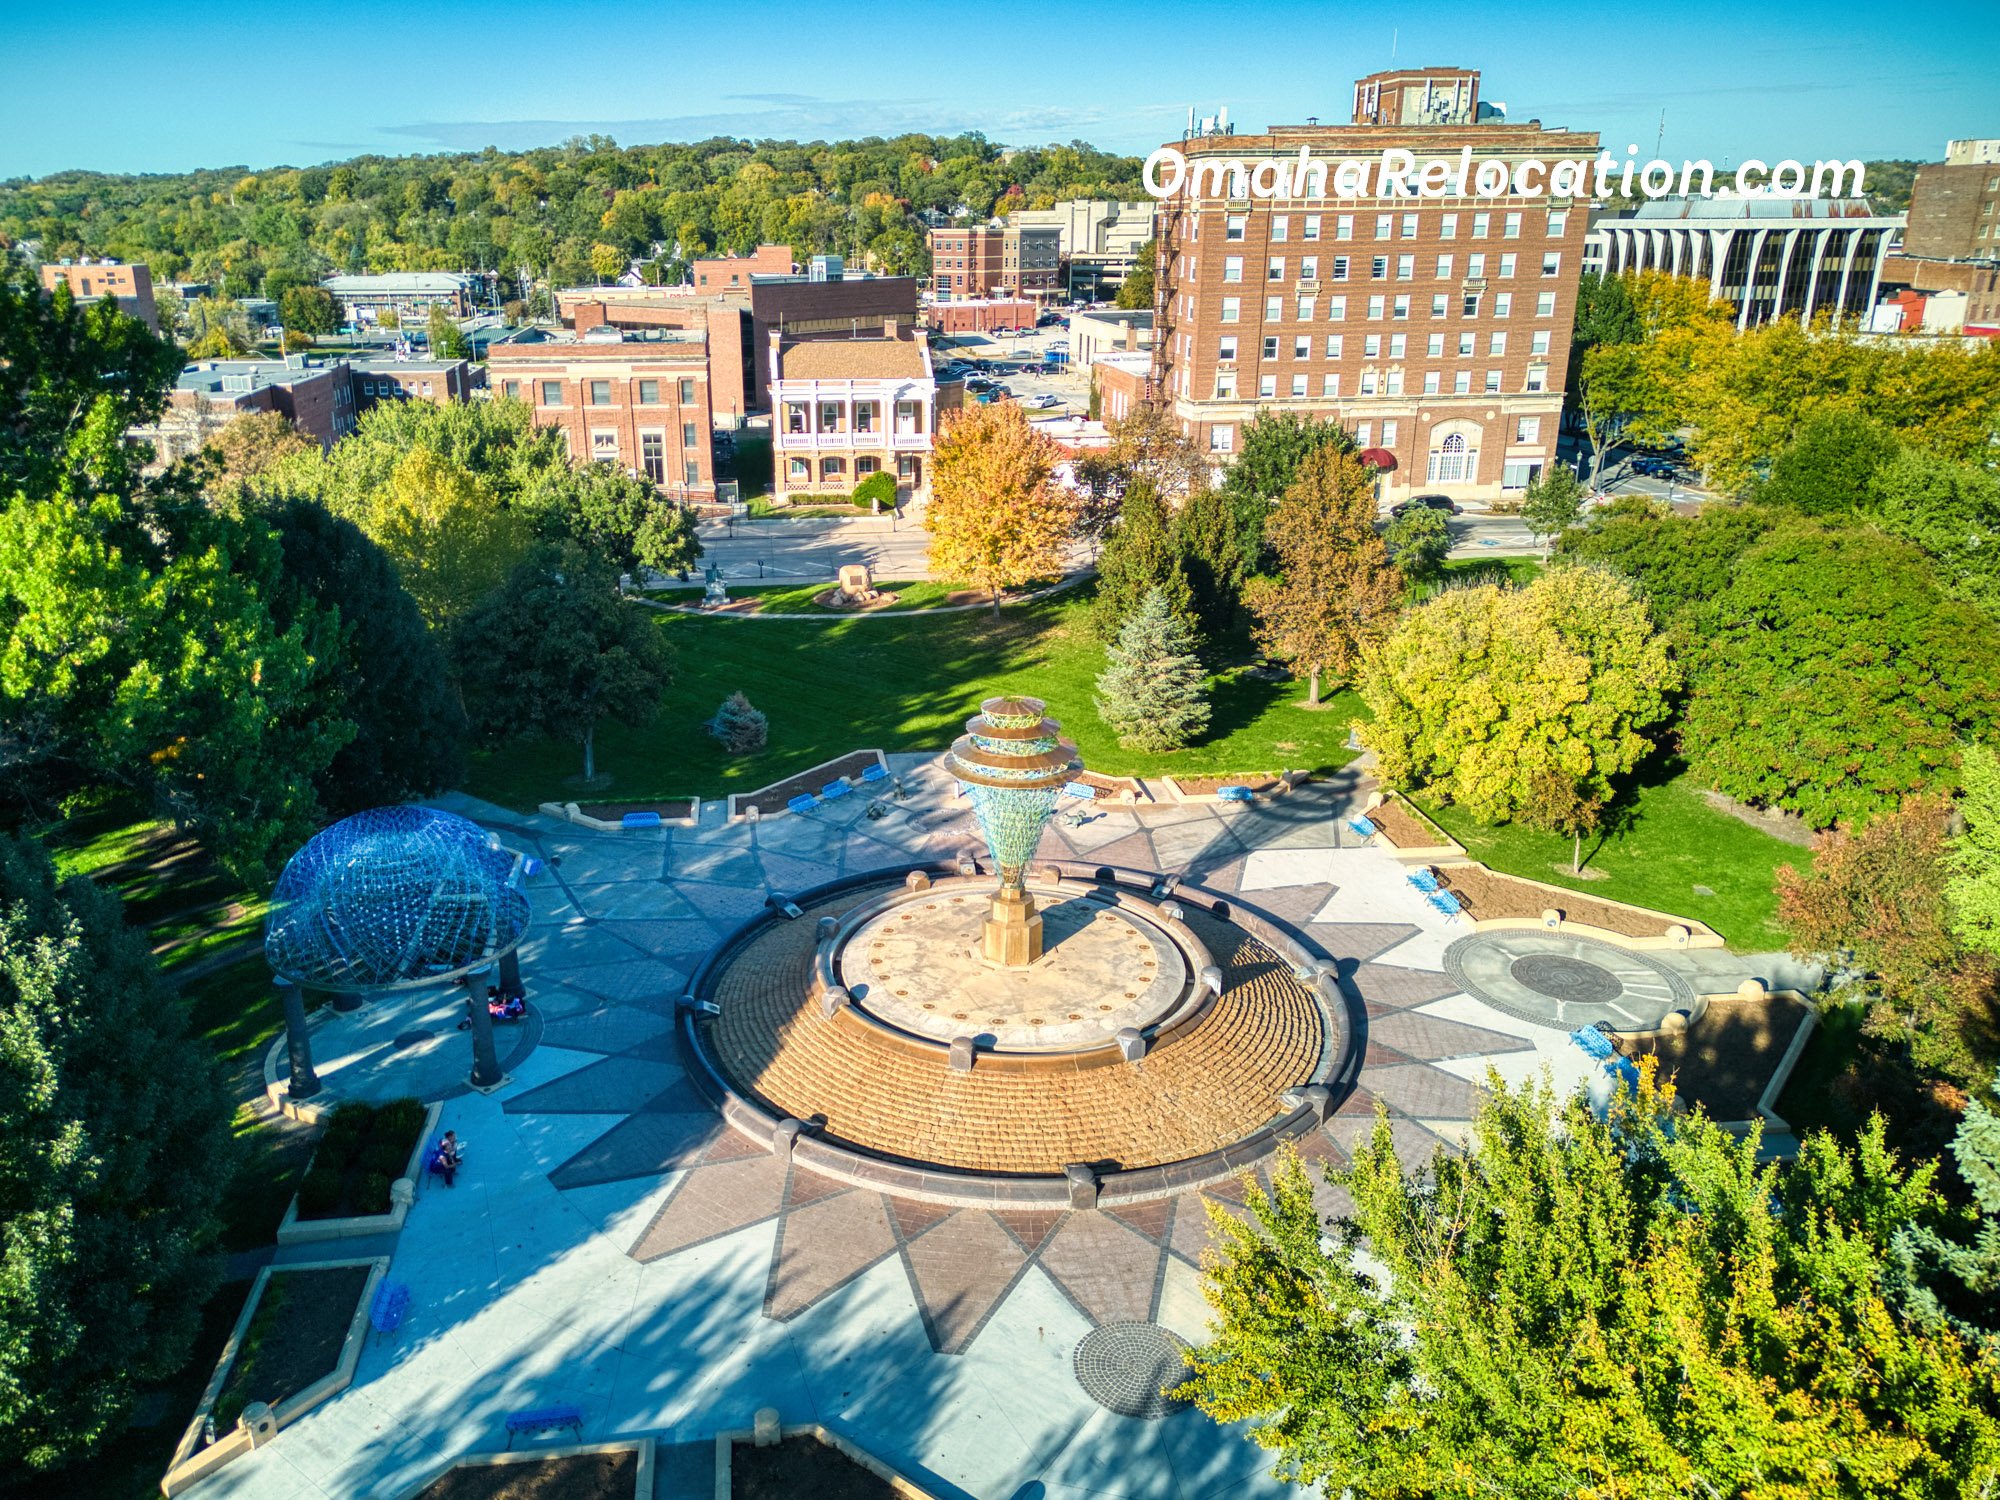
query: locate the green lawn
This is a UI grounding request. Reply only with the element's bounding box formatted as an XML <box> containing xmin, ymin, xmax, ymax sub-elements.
<box><xmin>467</xmin><ymin>587</ymin><xmax>1363</xmax><ymax>809</ymax></box>
<box><xmin>643</xmin><ymin>579</ymin><xmax>974</xmax><ymax>614</ymax></box>
<box><xmin>1438</xmin><ymin>555</ymin><xmax>1545</xmax><ymax>587</ymax></box>
<box><xmin>1414</xmin><ymin>770</ymin><xmax>1802</xmax><ymax>951</ymax></box>
<box><xmin>743</xmin><ymin>498</ymin><xmax>860</xmax><ymax>519</ymax></box>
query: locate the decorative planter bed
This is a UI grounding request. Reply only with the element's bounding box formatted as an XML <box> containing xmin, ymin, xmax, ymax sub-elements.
<box><xmin>1164</xmin><ymin>772</ymin><xmax>1301</xmax><ymax>803</ymax></box>
<box><xmin>725</xmin><ymin>750</ymin><xmax>890</xmax><ymax>819</ymax></box>
<box><xmin>545</xmin><ymin>799</ymin><xmax>699</xmax><ymax>831</ymax></box>
<box><xmin>715</xmin><ymin>1419</ymin><xmax>939</xmax><ymax>1500</ymax></box>
<box><xmin>162</xmin><ymin>1256</ymin><xmax>387</xmax><ymax>1496</ymax></box>
<box><xmin>406</xmin><ymin>1440</ymin><xmax>653</xmax><ymax>1500</ymax></box>
<box><xmin>276</xmin><ymin>1097</ymin><xmax>439</xmax><ymax>1245</ymax></box>
<box><xmin>1364</xmin><ymin>795</ymin><xmax>1463</xmax><ymax>857</ymax></box>
<box><xmin>1438</xmin><ymin>865</ymin><xmax>1695</xmax><ymax>941</ymax></box>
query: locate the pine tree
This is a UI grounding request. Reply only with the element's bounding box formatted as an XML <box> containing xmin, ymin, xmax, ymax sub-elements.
<box><xmin>1090</xmin><ymin>480</ymin><xmax>1196</xmax><ymax>639</ymax></box>
<box><xmin>1890</xmin><ymin>1071</ymin><xmax>2000</xmax><ymax>1346</ymax></box>
<box><xmin>710</xmin><ymin>690</ymin><xmax>768</xmax><ymax>755</ymax></box>
<box><xmin>1095</xmin><ymin>587</ymin><xmax>1211</xmax><ymax>752</ymax></box>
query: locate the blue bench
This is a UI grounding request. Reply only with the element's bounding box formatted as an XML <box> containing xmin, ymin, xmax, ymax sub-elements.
<box><xmin>369</xmin><ymin>1281</ymin><xmax>410</xmax><ymax>1339</ymax></box>
<box><xmin>1217</xmin><ymin>785</ymin><xmax>1255</xmax><ymax>804</ymax></box>
<box><xmin>1347</xmin><ymin>816</ymin><xmax>1377</xmax><ymax>839</ymax></box>
<box><xmin>1407</xmin><ymin>868</ymin><xmax>1440</xmax><ymax>894</ymax></box>
<box><xmin>1062</xmin><ymin>782</ymin><xmax>1095</xmax><ymax>801</ymax></box>
<box><xmin>1569</xmin><ymin>1025</ymin><xmax>1617</xmax><ymax>1061</ymax></box>
<box><xmin>1426</xmin><ymin>889</ymin><xmax>1461</xmax><ymax>918</ymax></box>
<box><xmin>858</xmin><ymin>763</ymin><xmax>889</xmax><ymax>784</ymax></box>
<box><xmin>820</xmin><ymin>778</ymin><xmax>853</xmax><ymax>800</ymax></box>
<box><xmin>505</xmin><ymin>1405</ymin><xmax>584</xmax><ymax>1447</ymax></box>
<box><xmin>785</xmin><ymin>793</ymin><xmax>819</xmax><ymax>816</ymax></box>
<box><xmin>620</xmin><ymin>810</ymin><xmax>662</xmax><ymax>829</ymax></box>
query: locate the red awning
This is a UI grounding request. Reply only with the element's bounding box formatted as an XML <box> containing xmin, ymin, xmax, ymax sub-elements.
<box><xmin>1359</xmin><ymin>446</ymin><xmax>1397</xmax><ymax>470</ymax></box>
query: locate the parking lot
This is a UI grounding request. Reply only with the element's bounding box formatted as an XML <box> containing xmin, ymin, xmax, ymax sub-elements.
<box><xmin>930</xmin><ymin>319</ymin><xmax>1095</xmax><ymax>415</ymax></box>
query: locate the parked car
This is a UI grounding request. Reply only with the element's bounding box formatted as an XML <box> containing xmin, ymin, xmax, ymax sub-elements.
<box><xmin>1630</xmin><ymin>455</ymin><xmax>1678</xmax><ymax>478</ymax></box>
<box><xmin>1027</xmin><ymin>394</ymin><xmax>1060</xmax><ymax>409</ymax></box>
<box><xmin>1389</xmin><ymin>493</ymin><xmax>1462</xmax><ymax>518</ymax></box>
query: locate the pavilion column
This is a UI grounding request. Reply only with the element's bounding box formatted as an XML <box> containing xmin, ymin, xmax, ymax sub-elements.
<box><xmin>465</xmin><ymin>963</ymin><xmax>503</xmax><ymax>1089</ymax></box>
<box><xmin>498</xmin><ymin>947</ymin><xmax>522</xmax><ymax>996</ymax></box>
<box><xmin>277</xmin><ymin>978</ymin><xmax>321</xmax><ymax>1100</ymax></box>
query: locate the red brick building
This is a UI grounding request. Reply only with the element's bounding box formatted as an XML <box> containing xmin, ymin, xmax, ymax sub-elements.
<box><xmin>138</xmin><ymin>356</ymin><xmax>358</xmax><ymax>462</ymax></box>
<box><xmin>691</xmin><ymin>244</ymin><xmax>796</xmax><ymax>292</ymax></box>
<box><xmin>1152</xmin><ymin>68</ymin><xmax>1595</xmax><ymax>500</ymax></box>
<box><xmin>1897</xmin><ymin>145</ymin><xmax>2000</xmax><ymax>333</ymax></box>
<box><xmin>349</xmin><ymin>357</ymin><xmax>482</xmax><ymax>405</ymax></box>
<box><xmin>488</xmin><ymin>330</ymin><xmax>716</xmax><ymax>502</ymax></box>
<box><xmin>40</xmin><ymin>258</ymin><xmax>158</xmax><ymax>330</ymax></box>
<box><xmin>927</xmin><ymin>297</ymin><xmax>1039</xmax><ymax>335</ymax></box>
<box><xmin>928</xmin><ymin>225</ymin><xmax>1060</xmax><ymax>301</ymax></box>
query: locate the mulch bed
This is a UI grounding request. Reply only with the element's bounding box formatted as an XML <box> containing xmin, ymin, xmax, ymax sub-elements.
<box><xmin>215</xmin><ymin>1264</ymin><xmax>370</xmax><ymax>1427</ymax></box>
<box><xmin>732</xmin><ymin>1436</ymin><xmax>896</xmax><ymax>1500</ymax></box>
<box><xmin>1623</xmin><ymin>993</ymin><xmax>1811</xmax><ymax>1121</ymax></box>
<box><xmin>1437</xmin><ymin>865</ymin><xmax>1679</xmax><ymax>939</ymax></box>
<box><xmin>739</xmin><ymin>751</ymin><xmax>884</xmax><ymax>816</ymax></box>
<box><xmin>419</xmin><ymin>1451</ymin><xmax>638</xmax><ymax>1500</ymax></box>
<box><xmin>576</xmin><ymin>799</ymin><xmax>695</xmax><ymax>822</ymax></box>
<box><xmin>1369</xmin><ymin>798</ymin><xmax>1452</xmax><ymax>849</ymax></box>
<box><xmin>1075</xmin><ymin>771</ymin><xmax>1140</xmax><ymax>801</ymax></box>
<box><xmin>1174</xmin><ymin>774</ymin><xmax>1286</xmax><ymax>797</ymax></box>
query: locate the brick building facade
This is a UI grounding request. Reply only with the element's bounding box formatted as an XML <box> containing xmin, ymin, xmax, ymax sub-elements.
<box><xmin>1153</xmin><ymin>73</ymin><xmax>1595</xmax><ymax>500</ymax></box>
<box><xmin>40</xmin><ymin>258</ymin><xmax>158</xmax><ymax>330</ymax></box>
<box><xmin>488</xmin><ymin>330</ymin><xmax>716</xmax><ymax>502</ymax></box>
<box><xmin>1898</xmin><ymin>147</ymin><xmax>2000</xmax><ymax>333</ymax></box>
<box><xmin>691</xmin><ymin>244</ymin><xmax>796</xmax><ymax>292</ymax></box>
<box><xmin>928</xmin><ymin>225</ymin><xmax>1060</xmax><ymax>301</ymax></box>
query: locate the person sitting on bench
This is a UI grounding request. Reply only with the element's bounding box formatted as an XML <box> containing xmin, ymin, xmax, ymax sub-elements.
<box><xmin>486</xmin><ymin>990</ymin><xmax>525</xmax><ymax>1021</ymax></box>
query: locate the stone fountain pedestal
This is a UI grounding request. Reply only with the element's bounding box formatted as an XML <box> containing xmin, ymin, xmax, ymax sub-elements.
<box><xmin>983</xmin><ymin>886</ymin><xmax>1044</xmax><ymax>966</ymax></box>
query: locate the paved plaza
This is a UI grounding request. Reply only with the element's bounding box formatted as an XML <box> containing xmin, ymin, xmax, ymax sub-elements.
<box><xmin>200</xmin><ymin>756</ymin><xmax>1796</xmax><ymax>1499</ymax></box>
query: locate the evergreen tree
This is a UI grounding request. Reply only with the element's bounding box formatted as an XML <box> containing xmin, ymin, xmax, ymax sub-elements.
<box><xmin>710</xmin><ymin>690</ymin><xmax>768</xmax><ymax>756</ymax></box>
<box><xmin>1095</xmin><ymin>587</ymin><xmax>1210</xmax><ymax>752</ymax></box>
<box><xmin>0</xmin><ymin>836</ymin><xmax>233</xmax><ymax>1474</ymax></box>
<box><xmin>1891</xmin><ymin>1070</ymin><xmax>2000</xmax><ymax>1348</ymax></box>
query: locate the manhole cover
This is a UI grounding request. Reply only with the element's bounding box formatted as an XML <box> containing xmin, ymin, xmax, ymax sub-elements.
<box><xmin>391</xmin><ymin>1030</ymin><xmax>434</xmax><ymax>1050</ymax></box>
<box><xmin>1073</xmin><ymin>1322</ymin><xmax>1191</xmax><ymax>1419</ymax></box>
<box><xmin>1509</xmin><ymin>955</ymin><xmax>1622</xmax><ymax>1006</ymax></box>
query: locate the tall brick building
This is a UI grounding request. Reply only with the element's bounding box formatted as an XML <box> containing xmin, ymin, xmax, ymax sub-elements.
<box><xmin>1153</xmin><ymin>69</ymin><xmax>1595</xmax><ymax>500</ymax></box>
<box><xmin>488</xmin><ymin>329</ymin><xmax>716</xmax><ymax>503</ymax></box>
<box><xmin>1894</xmin><ymin>140</ymin><xmax>2000</xmax><ymax>333</ymax></box>
<box><xmin>928</xmin><ymin>224</ymin><xmax>1061</xmax><ymax>301</ymax></box>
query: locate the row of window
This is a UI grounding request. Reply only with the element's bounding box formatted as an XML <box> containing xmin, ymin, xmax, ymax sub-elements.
<box><xmin>785</xmin><ymin>453</ymin><xmax>924</xmax><ymax>482</ymax></box>
<box><xmin>1217</xmin><ymin>250</ymin><xmax>1561</xmax><ymax>284</ymax></box>
<box><xmin>586</xmin><ymin>430</ymin><xmax>703</xmax><ymax>487</ymax></box>
<box><xmin>782</xmin><ymin>399</ymin><xmax>928</xmax><ymax>435</ymax></box>
<box><xmin>360</xmin><ymin>377</ymin><xmax>434</xmax><ymax>399</ymax></box>
<box><xmin>501</xmin><ymin>376</ymin><xmax>700</xmax><ymax>407</ymax></box>
<box><xmin>1211</xmin><ymin>208</ymin><xmax>1570</xmax><ymax>243</ymax></box>
<box><xmin>1202</xmin><ymin>415</ymin><xmax>1545</xmax><ymax>461</ymax></box>
<box><xmin>1209</xmin><ymin>367</ymin><xmax>1550</xmax><ymax>399</ymax></box>
<box><xmin>1201</xmin><ymin>289</ymin><xmax>1560</xmax><ymax>324</ymax></box>
<box><xmin>1218</xmin><ymin>328</ymin><xmax>1553</xmax><ymax>361</ymax></box>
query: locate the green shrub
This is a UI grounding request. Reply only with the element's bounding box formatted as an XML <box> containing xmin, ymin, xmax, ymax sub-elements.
<box><xmin>356</xmin><ymin>1172</ymin><xmax>393</xmax><ymax>1216</ymax></box>
<box><xmin>296</xmin><ymin>1167</ymin><xmax>343</xmax><ymax>1218</ymax></box>
<box><xmin>851</xmin><ymin>471</ymin><xmax>898</xmax><ymax>509</ymax></box>
<box><xmin>373</xmin><ymin>1097</ymin><xmax>425</xmax><ymax>1142</ymax></box>
<box><xmin>359</xmin><ymin>1140</ymin><xmax>409</xmax><ymax>1180</ymax></box>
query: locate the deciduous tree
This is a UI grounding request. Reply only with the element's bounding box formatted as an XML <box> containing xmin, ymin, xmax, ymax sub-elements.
<box><xmin>925</xmin><ymin>402</ymin><xmax>1075</xmax><ymax>615</ymax></box>
<box><xmin>1246</xmin><ymin>446</ymin><xmax>1402</xmax><ymax>706</ymax></box>
<box><xmin>1090</xmin><ymin>480</ymin><xmax>1194</xmax><ymax>639</ymax></box>
<box><xmin>1518</xmin><ymin>464</ymin><xmax>1588</xmax><ymax>553</ymax></box>
<box><xmin>1381</xmin><ymin>505</ymin><xmax>1451</xmax><ymax>585</ymax></box>
<box><xmin>1952</xmin><ymin>742</ymin><xmax>2000</xmax><ymax>965</ymax></box>
<box><xmin>1359</xmin><ymin>566</ymin><xmax>1678</xmax><ymax>822</ymax></box>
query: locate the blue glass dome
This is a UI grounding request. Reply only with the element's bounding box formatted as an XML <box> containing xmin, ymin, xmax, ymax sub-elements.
<box><xmin>264</xmin><ymin>806</ymin><xmax>531</xmax><ymax>993</ymax></box>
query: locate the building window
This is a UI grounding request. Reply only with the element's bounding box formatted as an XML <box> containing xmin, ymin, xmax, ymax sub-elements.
<box><xmin>539</xmin><ymin>380</ymin><xmax>561</xmax><ymax>405</ymax></box>
<box><xmin>1258</xmin><ymin>374</ymin><xmax>1277</xmax><ymax>398</ymax></box>
<box><xmin>1485</xmin><ymin>369</ymin><xmax>1502</xmax><ymax>393</ymax></box>
<box><xmin>1385</xmin><ymin>370</ymin><xmax>1404</xmax><ymax>395</ymax></box>
<box><xmin>1396</xmin><ymin>255</ymin><xmax>1415</xmax><ymax>280</ymax></box>
<box><xmin>1401</xmin><ymin>213</ymin><xmax>1418</xmax><ymax>239</ymax></box>
<box><xmin>1291</xmin><ymin>374</ymin><xmax>1308</xmax><ymax>397</ymax></box>
<box><xmin>1526</xmin><ymin>365</ymin><xmax>1548</xmax><ymax>392</ymax></box>
<box><xmin>641</xmin><ymin>432</ymin><xmax>666</xmax><ymax>482</ymax></box>
<box><xmin>682</xmin><ymin>421</ymin><xmax>700</xmax><ymax>447</ymax></box>
<box><xmin>1271</xmin><ymin>215</ymin><xmax>1289</xmax><ymax>242</ymax></box>
<box><xmin>1532</xmin><ymin>330</ymin><xmax>1553</xmax><ymax>356</ymax></box>
<box><xmin>786</xmin><ymin>403</ymin><xmax>808</xmax><ymax>434</ymax></box>
<box><xmin>1329</xmin><ymin>296</ymin><xmax>1347</xmax><ymax>320</ymax></box>
<box><xmin>819</xmin><ymin>402</ymin><xmax>843</xmax><ymax>431</ymax></box>
<box><xmin>820</xmin><ymin>456</ymin><xmax>846</xmax><ymax>480</ymax></box>
<box><xmin>684</xmin><ymin>461</ymin><xmax>700</xmax><ymax>487</ymax></box>
<box><xmin>1517</xmin><ymin>416</ymin><xmax>1542</xmax><ymax>444</ymax></box>
<box><xmin>1268</xmin><ymin>256</ymin><xmax>1286</xmax><ymax>282</ymax></box>
<box><xmin>1435</xmin><ymin>254</ymin><xmax>1453</xmax><ymax>279</ymax></box>
<box><xmin>1298</xmin><ymin>257</ymin><xmax>1318</xmax><ymax>285</ymax></box>
<box><xmin>1322</xmin><ymin>373</ymin><xmax>1341</xmax><ymax>396</ymax></box>
<box><xmin>1220</xmin><ymin>297</ymin><xmax>1240</xmax><ymax>323</ymax></box>
<box><xmin>789</xmin><ymin>457</ymin><xmax>809</xmax><ymax>479</ymax></box>
<box><xmin>1462</xmin><ymin>294</ymin><xmax>1481</xmax><ymax>317</ymax></box>
<box><xmin>1265</xmin><ymin>296</ymin><xmax>1282</xmax><ymax>321</ymax></box>
<box><xmin>1214</xmin><ymin>370</ymin><xmax>1237</xmax><ymax>398</ymax></box>
<box><xmin>1335</xmin><ymin>214</ymin><xmax>1353</xmax><ymax>240</ymax></box>
<box><xmin>1364</xmin><ymin>295</ymin><xmax>1382</xmax><ymax>320</ymax></box>
<box><xmin>637</xmin><ymin>379</ymin><xmax>660</xmax><ymax>404</ymax></box>
<box><xmin>1359</xmin><ymin>372</ymin><xmax>1379</xmax><ymax>395</ymax></box>
<box><xmin>1383</xmin><ymin>420</ymin><xmax>1398</xmax><ymax>446</ymax></box>
<box><xmin>1225</xmin><ymin>213</ymin><xmax>1247</xmax><ymax>241</ymax></box>
<box><xmin>1428</xmin><ymin>432</ymin><xmax>1475</xmax><ymax>483</ymax></box>
<box><xmin>1468</xmin><ymin>253</ymin><xmax>1486</xmax><ymax>279</ymax></box>
<box><xmin>1223</xmin><ymin>256</ymin><xmax>1243</xmax><ymax>283</ymax></box>
<box><xmin>1392</xmin><ymin>295</ymin><xmax>1410</xmax><ymax>320</ymax></box>
<box><xmin>1210</xmin><ymin>425</ymin><xmax>1235</xmax><ymax>453</ymax></box>
<box><xmin>1547</xmin><ymin>210</ymin><xmax>1568</xmax><ymax>236</ymax></box>
<box><xmin>1427</xmin><ymin>333</ymin><xmax>1445</xmax><ymax>357</ymax></box>
<box><xmin>1262</xmin><ymin>335</ymin><xmax>1279</xmax><ymax>359</ymax></box>
<box><xmin>1440</xmin><ymin>213</ymin><xmax>1459</xmax><ymax>240</ymax></box>
<box><xmin>1495</xmin><ymin>292</ymin><xmax>1513</xmax><ymax>317</ymax></box>
<box><xmin>856</xmin><ymin>456</ymin><xmax>880</xmax><ymax>476</ymax></box>
<box><xmin>1536</xmin><ymin>292</ymin><xmax>1556</xmax><ymax>316</ymax></box>
<box><xmin>1499</xmin><ymin>253</ymin><xmax>1517</xmax><ymax>278</ymax></box>
<box><xmin>854</xmin><ymin>402</ymin><xmax>876</xmax><ymax>434</ymax></box>
<box><xmin>591</xmin><ymin>430</ymin><xmax>618</xmax><ymax>460</ymax></box>
<box><xmin>1356</xmin><ymin>421</ymin><xmax>1373</xmax><ymax>446</ymax></box>
<box><xmin>1296</xmin><ymin>295</ymin><xmax>1316</xmax><ymax>321</ymax></box>
<box><xmin>1454</xmin><ymin>370</ymin><xmax>1471</xmax><ymax>394</ymax></box>
<box><xmin>1294</xmin><ymin>335</ymin><xmax>1311</xmax><ymax>359</ymax></box>
<box><xmin>589</xmin><ymin>380</ymin><xmax>611</xmax><ymax>406</ymax></box>
<box><xmin>1431</xmin><ymin>294</ymin><xmax>1449</xmax><ymax>318</ymax></box>
<box><xmin>1542</xmin><ymin>252</ymin><xmax>1562</xmax><ymax>277</ymax></box>
<box><xmin>502</xmin><ymin>379</ymin><xmax>521</xmax><ymax>401</ymax></box>
<box><xmin>1364</xmin><ymin>334</ymin><xmax>1382</xmax><ymax>358</ymax></box>
<box><xmin>1332</xmin><ymin>255</ymin><xmax>1350</xmax><ymax>281</ymax></box>
<box><xmin>1303</xmin><ymin>215</ymin><xmax>1321</xmax><ymax>240</ymax></box>
<box><xmin>1423</xmin><ymin>371</ymin><xmax>1441</xmax><ymax>395</ymax></box>
<box><xmin>1371</xmin><ymin>255</ymin><xmax>1388</xmax><ymax>279</ymax></box>
<box><xmin>1389</xmin><ymin>334</ymin><xmax>1406</xmax><ymax>358</ymax></box>
<box><xmin>1489</xmin><ymin>331</ymin><xmax>1508</xmax><ymax>356</ymax></box>
<box><xmin>1325</xmin><ymin>334</ymin><xmax>1344</xmax><ymax>358</ymax></box>
<box><xmin>1472</xmin><ymin>212</ymin><xmax>1490</xmax><ymax>238</ymax></box>
<box><xmin>1217</xmin><ymin>335</ymin><xmax>1238</xmax><ymax>361</ymax></box>
<box><xmin>1504</xmin><ymin>212</ymin><xmax>1522</xmax><ymax>239</ymax></box>
<box><xmin>678</xmin><ymin>378</ymin><xmax>696</xmax><ymax>403</ymax></box>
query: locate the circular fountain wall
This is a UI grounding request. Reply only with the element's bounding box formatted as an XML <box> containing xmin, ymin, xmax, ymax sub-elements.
<box><xmin>841</xmin><ymin>885</ymin><xmax>1192</xmax><ymax>1052</ymax></box>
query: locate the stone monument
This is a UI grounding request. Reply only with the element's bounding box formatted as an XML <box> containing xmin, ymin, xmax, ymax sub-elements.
<box><xmin>837</xmin><ymin>564</ymin><xmax>878</xmax><ymax>604</ymax></box>
<box><xmin>702</xmin><ymin>563</ymin><xmax>729</xmax><ymax>607</ymax></box>
<box><xmin>944</xmin><ymin>697</ymin><xmax>1082</xmax><ymax>966</ymax></box>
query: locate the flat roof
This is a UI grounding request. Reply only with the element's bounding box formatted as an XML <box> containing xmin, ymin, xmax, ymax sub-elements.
<box><xmin>323</xmin><ymin>272</ymin><xmax>474</xmax><ymax>292</ymax></box>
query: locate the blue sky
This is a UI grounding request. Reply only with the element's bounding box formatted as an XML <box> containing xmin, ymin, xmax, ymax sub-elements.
<box><xmin>4</xmin><ymin>0</ymin><xmax>1996</xmax><ymax>179</ymax></box>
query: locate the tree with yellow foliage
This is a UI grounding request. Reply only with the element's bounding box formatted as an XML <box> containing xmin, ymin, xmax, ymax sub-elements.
<box><xmin>341</xmin><ymin>447</ymin><xmax>534</xmax><ymax>625</ymax></box>
<box><xmin>924</xmin><ymin>402</ymin><xmax>1075</xmax><ymax>615</ymax></box>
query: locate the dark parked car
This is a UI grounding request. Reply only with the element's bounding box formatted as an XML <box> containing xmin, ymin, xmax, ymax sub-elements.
<box><xmin>1390</xmin><ymin>493</ymin><xmax>1462</xmax><ymax>518</ymax></box>
<box><xmin>1630</xmin><ymin>454</ymin><xmax>1678</xmax><ymax>478</ymax></box>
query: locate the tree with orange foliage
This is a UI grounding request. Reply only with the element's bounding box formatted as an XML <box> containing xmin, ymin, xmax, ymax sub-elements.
<box><xmin>1246</xmin><ymin>445</ymin><xmax>1402</xmax><ymax>706</ymax></box>
<box><xmin>924</xmin><ymin>401</ymin><xmax>1076</xmax><ymax>615</ymax></box>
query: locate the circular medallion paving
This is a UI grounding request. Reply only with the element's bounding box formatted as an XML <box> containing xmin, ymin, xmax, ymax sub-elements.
<box><xmin>1073</xmin><ymin>1322</ymin><xmax>1191</xmax><ymax>1420</ymax></box>
<box><xmin>1442</xmin><ymin>931</ymin><xmax>1695</xmax><ymax>1032</ymax></box>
